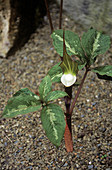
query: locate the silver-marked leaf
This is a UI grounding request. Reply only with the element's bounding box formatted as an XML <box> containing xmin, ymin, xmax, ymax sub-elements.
<box><xmin>51</xmin><ymin>29</ymin><xmax>85</xmax><ymax>62</ymax></box>
<box><xmin>45</xmin><ymin>90</ymin><xmax>68</xmax><ymax>102</ymax></box>
<box><xmin>2</xmin><ymin>89</ymin><xmax>41</xmax><ymax>118</ymax></box>
<box><xmin>81</xmin><ymin>29</ymin><xmax>110</xmax><ymax>64</ymax></box>
<box><xmin>13</xmin><ymin>88</ymin><xmax>39</xmax><ymax>100</ymax></box>
<box><xmin>39</xmin><ymin>75</ymin><xmax>52</xmax><ymax>101</ymax></box>
<box><xmin>91</xmin><ymin>65</ymin><xmax>112</xmax><ymax>77</ymax></box>
<box><xmin>41</xmin><ymin>104</ymin><xmax>65</xmax><ymax>146</ymax></box>
<box><xmin>47</xmin><ymin>62</ymin><xmax>63</xmax><ymax>83</ymax></box>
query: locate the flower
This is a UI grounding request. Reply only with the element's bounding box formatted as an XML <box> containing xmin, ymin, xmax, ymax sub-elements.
<box><xmin>59</xmin><ymin>30</ymin><xmax>78</xmax><ymax>87</ymax></box>
<box><xmin>61</xmin><ymin>73</ymin><xmax>76</xmax><ymax>87</ymax></box>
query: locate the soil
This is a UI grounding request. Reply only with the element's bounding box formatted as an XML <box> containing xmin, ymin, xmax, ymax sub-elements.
<box><xmin>0</xmin><ymin>3</ymin><xmax>112</xmax><ymax>170</ymax></box>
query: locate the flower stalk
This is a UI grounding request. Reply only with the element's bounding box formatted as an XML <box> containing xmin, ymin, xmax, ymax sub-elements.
<box><xmin>44</xmin><ymin>0</ymin><xmax>54</xmax><ymax>33</ymax></box>
<box><xmin>70</xmin><ymin>67</ymin><xmax>89</xmax><ymax>115</ymax></box>
<box><xmin>64</xmin><ymin>66</ymin><xmax>89</xmax><ymax>152</ymax></box>
<box><xmin>64</xmin><ymin>86</ymin><xmax>73</xmax><ymax>152</ymax></box>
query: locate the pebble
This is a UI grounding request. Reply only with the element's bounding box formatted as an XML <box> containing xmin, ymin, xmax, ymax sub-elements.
<box><xmin>88</xmin><ymin>165</ymin><xmax>94</xmax><ymax>169</ymax></box>
<box><xmin>63</xmin><ymin>162</ymin><xmax>68</xmax><ymax>167</ymax></box>
<box><xmin>81</xmin><ymin>114</ymin><xmax>85</xmax><ymax>118</ymax></box>
<box><xmin>4</xmin><ymin>142</ymin><xmax>7</xmax><ymax>146</ymax></box>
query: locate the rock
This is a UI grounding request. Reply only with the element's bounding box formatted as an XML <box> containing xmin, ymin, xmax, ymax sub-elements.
<box><xmin>0</xmin><ymin>0</ymin><xmax>50</xmax><ymax>58</ymax></box>
<box><xmin>0</xmin><ymin>0</ymin><xmax>12</xmax><ymax>58</ymax></box>
<box><xmin>56</xmin><ymin>0</ymin><xmax>112</xmax><ymax>34</ymax></box>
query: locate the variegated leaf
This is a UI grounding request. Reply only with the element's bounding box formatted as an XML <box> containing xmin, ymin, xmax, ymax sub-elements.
<box><xmin>81</xmin><ymin>28</ymin><xmax>110</xmax><ymax>64</ymax></box>
<box><xmin>45</xmin><ymin>90</ymin><xmax>68</xmax><ymax>102</ymax></box>
<box><xmin>51</xmin><ymin>29</ymin><xmax>85</xmax><ymax>62</ymax></box>
<box><xmin>91</xmin><ymin>65</ymin><xmax>112</xmax><ymax>77</ymax></box>
<box><xmin>2</xmin><ymin>88</ymin><xmax>41</xmax><ymax>118</ymax></box>
<box><xmin>13</xmin><ymin>88</ymin><xmax>39</xmax><ymax>100</ymax></box>
<box><xmin>39</xmin><ymin>75</ymin><xmax>52</xmax><ymax>101</ymax></box>
<box><xmin>47</xmin><ymin>62</ymin><xmax>63</xmax><ymax>83</ymax></box>
<box><xmin>41</xmin><ymin>104</ymin><xmax>65</xmax><ymax>146</ymax></box>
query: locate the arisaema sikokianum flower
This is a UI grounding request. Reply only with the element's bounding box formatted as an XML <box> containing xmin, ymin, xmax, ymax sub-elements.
<box><xmin>60</xmin><ymin>30</ymin><xmax>78</xmax><ymax>87</ymax></box>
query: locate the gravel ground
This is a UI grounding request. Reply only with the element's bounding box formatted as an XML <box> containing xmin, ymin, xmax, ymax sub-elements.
<box><xmin>0</xmin><ymin>3</ymin><xmax>112</xmax><ymax>170</ymax></box>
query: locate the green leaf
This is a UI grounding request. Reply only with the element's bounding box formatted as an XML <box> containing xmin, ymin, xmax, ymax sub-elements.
<box><xmin>13</xmin><ymin>88</ymin><xmax>39</xmax><ymax>100</ymax></box>
<box><xmin>41</xmin><ymin>104</ymin><xmax>65</xmax><ymax>147</ymax></box>
<box><xmin>2</xmin><ymin>88</ymin><xmax>41</xmax><ymax>118</ymax></box>
<box><xmin>45</xmin><ymin>90</ymin><xmax>68</xmax><ymax>102</ymax></box>
<box><xmin>51</xmin><ymin>29</ymin><xmax>85</xmax><ymax>62</ymax></box>
<box><xmin>76</xmin><ymin>60</ymin><xmax>86</xmax><ymax>71</ymax></box>
<box><xmin>39</xmin><ymin>75</ymin><xmax>52</xmax><ymax>101</ymax></box>
<box><xmin>47</xmin><ymin>62</ymin><xmax>63</xmax><ymax>83</ymax></box>
<box><xmin>81</xmin><ymin>28</ymin><xmax>110</xmax><ymax>64</ymax></box>
<box><xmin>91</xmin><ymin>65</ymin><xmax>112</xmax><ymax>77</ymax></box>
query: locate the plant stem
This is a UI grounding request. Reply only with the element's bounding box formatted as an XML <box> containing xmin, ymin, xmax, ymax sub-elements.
<box><xmin>44</xmin><ymin>0</ymin><xmax>54</xmax><ymax>33</ymax></box>
<box><xmin>64</xmin><ymin>86</ymin><xmax>73</xmax><ymax>152</ymax></box>
<box><xmin>64</xmin><ymin>68</ymin><xmax>88</xmax><ymax>152</ymax></box>
<box><xmin>63</xmin><ymin>27</ymin><xmax>73</xmax><ymax>152</ymax></box>
<box><xmin>64</xmin><ymin>86</ymin><xmax>72</xmax><ymax>133</ymax></box>
<box><xmin>70</xmin><ymin>68</ymin><xmax>89</xmax><ymax>115</ymax></box>
<box><xmin>59</xmin><ymin>0</ymin><xmax>63</xmax><ymax>29</ymax></box>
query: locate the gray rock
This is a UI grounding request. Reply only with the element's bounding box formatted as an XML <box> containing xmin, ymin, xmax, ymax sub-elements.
<box><xmin>56</xmin><ymin>0</ymin><xmax>112</xmax><ymax>33</ymax></box>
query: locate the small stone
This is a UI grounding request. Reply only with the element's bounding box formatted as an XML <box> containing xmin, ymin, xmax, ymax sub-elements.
<box><xmin>4</xmin><ymin>142</ymin><xmax>7</xmax><ymax>146</ymax></box>
<box><xmin>97</xmin><ymin>144</ymin><xmax>101</xmax><ymax>148</ymax></box>
<box><xmin>92</xmin><ymin>102</ymin><xmax>96</xmax><ymax>106</ymax></box>
<box><xmin>14</xmin><ymin>141</ymin><xmax>18</xmax><ymax>144</ymax></box>
<box><xmin>76</xmin><ymin>164</ymin><xmax>79</xmax><ymax>168</ymax></box>
<box><xmin>0</xmin><ymin>144</ymin><xmax>4</xmax><ymax>147</ymax></box>
<box><xmin>95</xmin><ymin>95</ymin><xmax>98</xmax><ymax>98</ymax></box>
<box><xmin>88</xmin><ymin>165</ymin><xmax>94</xmax><ymax>169</ymax></box>
<box><xmin>63</xmin><ymin>163</ymin><xmax>68</xmax><ymax>167</ymax></box>
<box><xmin>1</xmin><ymin>159</ymin><xmax>5</xmax><ymax>163</ymax></box>
<box><xmin>29</xmin><ymin>135</ymin><xmax>32</xmax><ymax>138</ymax></box>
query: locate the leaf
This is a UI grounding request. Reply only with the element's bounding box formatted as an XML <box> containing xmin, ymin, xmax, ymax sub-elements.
<box><xmin>51</xmin><ymin>29</ymin><xmax>85</xmax><ymax>62</ymax></box>
<box><xmin>91</xmin><ymin>65</ymin><xmax>112</xmax><ymax>77</ymax></box>
<box><xmin>13</xmin><ymin>88</ymin><xmax>39</xmax><ymax>100</ymax></box>
<box><xmin>76</xmin><ymin>60</ymin><xmax>86</xmax><ymax>70</ymax></box>
<box><xmin>47</xmin><ymin>62</ymin><xmax>63</xmax><ymax>83</ymax></box>
<box><xmin>81</xmin><ymin>28</ymin><xmax>110</xmax><ymax>64</ymax></box>
<box><xmin>75</xmin><ymin>59</ymin><xmax>86</xmax><ymax>71</ymax></box>
<box><xmin>45</xmin><ymin>90</ymin><xmax>68</xmax><ymax>102</ymax></box>
<box><xmin>2</xmin><ymin>88</ymin><xmax>41</xmax><ymax>118</ymax></box>
<box><xmin>39</xmin><ymin>75</ymin><xmax>52</xmax><ymax>101</ymax></box>
<box><xmin>41</xmin><ymin>104</ymin><xmax>65</xmax><ymax>146</ymax></box>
